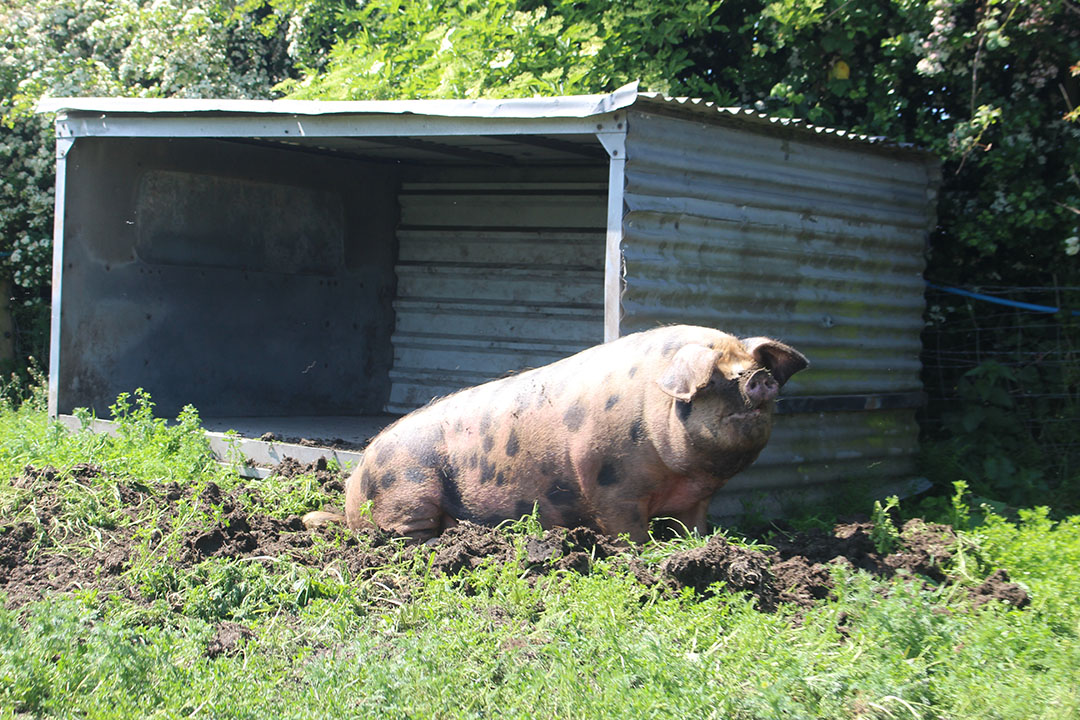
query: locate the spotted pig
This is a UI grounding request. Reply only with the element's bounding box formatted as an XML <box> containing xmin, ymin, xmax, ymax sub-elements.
<box><xmin>342</xmin><ymin>325</ymin><xmax>807</xmax><ymax>542</ymax></box>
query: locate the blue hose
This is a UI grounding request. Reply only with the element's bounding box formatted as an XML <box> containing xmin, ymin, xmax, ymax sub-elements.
<box><xmin>926</xmin><ymin>282</ymin><xmax>1080</xmax><ymax>317</ymax></box>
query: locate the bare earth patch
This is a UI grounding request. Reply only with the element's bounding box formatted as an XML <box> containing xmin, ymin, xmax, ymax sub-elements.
<box><xmin>1</xmin><ymin>463</ymin><xmax>1029</xmax><ymax>613</ymax></box>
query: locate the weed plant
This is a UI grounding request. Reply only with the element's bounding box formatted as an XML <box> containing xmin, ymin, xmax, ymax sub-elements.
<box><xmin>0</xmin><ymin>394</ymin><xmax>1078</xmax><ymax>719</ymax></box>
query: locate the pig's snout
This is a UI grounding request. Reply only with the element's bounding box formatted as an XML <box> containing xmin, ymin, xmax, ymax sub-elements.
<box><xmin>743</xmin><ymin>368</ymin><xmax>779</xmax><ymax>407</ymax></box>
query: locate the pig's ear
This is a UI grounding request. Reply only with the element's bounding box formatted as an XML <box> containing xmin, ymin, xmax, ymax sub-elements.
<box><xmin>657</xmin><ymin>344</ymin><xmax>718</xmax><ymax>401</ymax></box>
<box><xmin>741</xmin><ymin>337</ymin><xmax>809</xmax><ymax>386</ymax></box>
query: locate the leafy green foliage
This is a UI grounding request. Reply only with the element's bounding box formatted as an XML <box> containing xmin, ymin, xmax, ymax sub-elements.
<box><xmin>870</xmin><ymin>495</ymin><xmax>901</xmax><ymax>554</ymax></box>
<box><xmin>977</xmin><ymin>506</ymin><xmax>1080</xmax><ymax>627</ymax></box>
<box><xmin>105</xmin><ymin>388</ymin><xmax>220</xmax><ymax>482</ymax></box>
<box><xmin>280</xmin><ymin>0</ymin><xmax>722</xmax><ymax>100</ymax></box>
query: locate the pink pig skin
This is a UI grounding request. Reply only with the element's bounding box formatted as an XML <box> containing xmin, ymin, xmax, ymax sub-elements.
<box><xmin>343</xmin><ymin>325</ymin><xmax>807</xmax><ymax>542</ymax></box>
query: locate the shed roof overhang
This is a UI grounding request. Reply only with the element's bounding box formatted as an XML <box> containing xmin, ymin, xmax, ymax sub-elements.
<box><xmin>36</xmin><ymin>84</ymin><xmax>635</xmax><ymax>167</ymax></box>
<box><xmin>36</xmin><ymin>81</ymin><xmax>931</xmax><ymax>166</ymax></box>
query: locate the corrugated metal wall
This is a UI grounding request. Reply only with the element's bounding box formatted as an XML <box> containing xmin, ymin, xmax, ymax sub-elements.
<box><xmin>387</xmin><ymin>182</ymin><xmax>607</xmax><ymax>413</ymax></box>
<box><xmin>620</xmin><ymin>110</ymin><xmax>938</xmax><ymax>514</ymax></box>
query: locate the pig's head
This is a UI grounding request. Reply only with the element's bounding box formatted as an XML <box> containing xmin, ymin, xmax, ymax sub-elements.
<box><xmin>656</xmin><ymin>336</ymin><xmax>808</xmax><ymax>477</ymax></box>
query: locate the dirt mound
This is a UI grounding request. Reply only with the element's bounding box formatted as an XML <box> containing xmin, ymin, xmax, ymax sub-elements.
<box><xmin>768</xmin><ymin>519</ymin><xmax>957</xmax><ymax>581</ymax></box>
<box><xmin>1</xmin><ymin>464</ymin><xmax>1030</xmax><ymax>614</ymax></box>
<box><xmin>430</xmin><ymin>523</ymin><xmax>516</xmax><ymax>575</ymax></box>
<box><xmin>767</xmin><ymin>556</ymin><xmax>835</xmax><ymax>608</ymax></box>
<box><xmin>426</xmin><ymin>523</ymin><xmax>660</xmax><ymax>587</ymax></box>
<box><xmin>179</xmin><ymin>481</ymin><xmax>309</xmax><ymax>565</ymax></box>
<box><xmin>272</xmin><ymin>457</ymin><xmax>346</xmax><ymax>494</ymax></box>
<box><xmin>654</xmin><ymin>518</ymin><xmax>1028</xmax><ymax>612</ymax></box>
<box><xmin>524</xmin><ymin>525</ymin><xmax>632</xmax><ymax>575</ymax></box>
<box><xmin>660</xmin><ymin>535</ymin><xmax>778</xmax><ymax>610</ymax></box>
<box><xmin>206</xmin><ymin>621</ymin><xmax>255</xmax><ymax>658</ymax></box>
<box><xmin>1</xmin><ymin>464</ymin><xmax>144</xmax><ymax>607</ymax></box>
<box><xmin>0</xmin><ymin>464</ymin><xmax>361</xmax><ymax>608</ymax></box>
<box><xmin>758</xmin><ymin>518</ymin><xmax>1026</xmax><ymax>611</ymax></box>
<box><xmin>971</xmin><ymin>569</ymin><xmax>1030</xmax><ymax>609</ymax></box>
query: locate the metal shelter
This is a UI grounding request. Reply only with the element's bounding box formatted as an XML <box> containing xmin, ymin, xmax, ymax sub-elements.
<box><xmin>39</xmin><ymin>83</ymin><xmax>940</xmax><ymax>518</ymax></box>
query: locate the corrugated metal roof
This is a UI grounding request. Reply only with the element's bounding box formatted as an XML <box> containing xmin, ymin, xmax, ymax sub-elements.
<box><xmin>37</xmin><ymin>82</ymin><xmax>927</xmax><ymax>155</ymax></box>
<box><xmin>638</xmin><ymin>93</ymin><xmax>887</xmax><ymax>142</ymax></box>
<box><xmin>635</xmin><ymin>93</ymin><xmax>934</xmax><ymax>158</ymax></box>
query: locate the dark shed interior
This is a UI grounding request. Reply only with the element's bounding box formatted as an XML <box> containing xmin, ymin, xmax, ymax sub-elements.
<box><xmin>57</xmin><ymin>131</ymin><xmax>610</xmax><ymax>445</ymax></box>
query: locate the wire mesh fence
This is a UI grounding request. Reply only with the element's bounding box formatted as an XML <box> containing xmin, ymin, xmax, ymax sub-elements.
<box><xmin>920</xmin><ymin>284</ymin><xmax>1080</xmax><ymax>493</ymax></box>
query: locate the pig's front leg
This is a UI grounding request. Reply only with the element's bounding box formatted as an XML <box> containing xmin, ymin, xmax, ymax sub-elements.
<box><xmin>668</xmin><ymin>498</ymin><xmax>711</xmax><ymax>537</ymax></box>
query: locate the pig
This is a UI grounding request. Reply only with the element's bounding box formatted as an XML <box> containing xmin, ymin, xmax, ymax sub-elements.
<box><xmin>341</xmin><ymin>325</ymin><xmax>807</xmax><ymax>543</ymax></box>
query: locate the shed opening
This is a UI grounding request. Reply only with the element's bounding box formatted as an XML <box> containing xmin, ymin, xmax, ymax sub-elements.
<box><xmin>55</xmin><ymin>129</ymin><xmax>613</xmax><ymax>450</ymax></box>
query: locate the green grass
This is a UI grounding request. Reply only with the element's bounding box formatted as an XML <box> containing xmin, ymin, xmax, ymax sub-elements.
<box><xmin>1</xmin><ymin>395</ymin><xmax>1078</xmax><ymax>719</ymax></box>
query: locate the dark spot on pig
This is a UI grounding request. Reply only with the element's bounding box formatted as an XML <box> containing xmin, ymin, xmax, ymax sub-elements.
<box><xmin>403</xmin><ymin>467</ymin><xmax>426</xmax><ymax>484</ymax></box>
<box><xmin>375</xmin><ymin>444</ymin><xmax>393</xmax><ymax>467</ymax></box>
<box><xmin>597</xmin><ymin>461</ymin><xmax>620</xmax><ymax>486</ymax></box>
<box><xmin>469</xmin><ymin>453</ymin><xmax>478</xmax><ymax>469</ymax></box>
<box><xmin>479</xmin><ymin>412</ymin><xmax>492</xmax><ymax>435</ymax></box>
<box><xmin>361</xmin><ymin>469</ymin><xmax>378</xmax><ymax>498</ymax></box>
<box><xmin>438</xmin><ymin>465</ymin><xmax>466</xmax><ymax>519</ymax></box>
<box><xmin>604</xmin><ymin>394</ymin><xmax>620</xmax><ymax>411</ymax></box>
<box><xmin>417</xmin><ymin>446</ymin><xmax>443</xmax><ymax>469</ymax></box>
<box><xmin>514</xmin><ymin>500</ymin><xmax>537</xmax><ymax>520</ymax></box>
<box><xmin>480</xmin><ymin>459</ymin><xmax>496</xmax><ymax>484</ymax></box>
<box><xmin>409</xmin><ymin>425</ymin><xmax>445</xmax><ymax>467</ymax></box>
<box><xmin>629</xmin><ymin>419</ymin><xmax>645</xmax><ymax>444</ymax></box>
<box><xmin>495</xmin><ymin>471</ymin><xmax>506</xmax><ymax>486</ymax></box>
<box><xmin>539</xmin><ymin>459</ymin><xmax>556</xmax><ymax>476</ymax></box>
<box><xmin>628</xmin><ymin>365</ymin><xmax>638</xmax><ymax>379</ymax></box>
<box><xmin>675</xmin><ymin>400</ymin><xmax>693</xmax><ymax>422</ymax></box>
<box><xmin>454</xmin><ymin>419</ymin><xmax>463</xmax><ymax>433</ymax></box>
<box><xmin>563</xmin><ymin>401</ymin><xmax>586</xmax><ymax>432</ymax></box>
<box><xmin>661</xmin><ymin>339</ymin><xmax>681</xmax><ymax>357</ymax></box>
<box><xmin>482</xmin><ymin>434</ymin><xmax>495</xmax><ymax>453</ymax></box>
<box><xmin>506</xmin><ymin>430</ymin><xmax>520</xmax><ymax>457</ymax></box>
<box><xmin>546</xmin><ymin>479</ymin><xmax>580</xmax><ymax>506</ymax></box>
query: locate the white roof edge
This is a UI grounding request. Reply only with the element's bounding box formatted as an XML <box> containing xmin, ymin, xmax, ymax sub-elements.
<box><xmin>36</xmin><ymin>81</ymin><xmax>641</xmax><ymax>120</ymax></box>
<box><xmin>35</xmin><ymin>82</ymin><xmax>931</xmax><ymax>154</ymax></box>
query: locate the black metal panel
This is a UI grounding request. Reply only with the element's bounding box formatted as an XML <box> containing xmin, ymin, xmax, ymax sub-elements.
<box><xmin>58</xmin><ymin>137</ymin><xmax>401</xmax><ymax>418</ymax></box>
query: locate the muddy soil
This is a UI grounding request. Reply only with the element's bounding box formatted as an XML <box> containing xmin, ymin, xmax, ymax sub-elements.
<box><xmin>1</xmin><ymin>462</ymin><xmax>1029</xmax><ymax>613</ymax></box>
